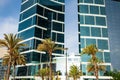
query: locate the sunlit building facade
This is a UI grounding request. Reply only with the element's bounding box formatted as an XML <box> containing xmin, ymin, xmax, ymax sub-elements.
<box><xmin>78</xmin><ymin>0</ymin><xmax>112</xmax><ymax>79</ymax></box>
<box><xmin>16</xmin><ymin>0</ymin><xmax>65</xmax><ymax>79</ymax></box>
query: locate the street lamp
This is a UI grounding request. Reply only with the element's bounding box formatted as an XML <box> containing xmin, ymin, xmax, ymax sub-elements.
<box><xmin>64</xmin><ymin>48</ymin><xmax>68</xmax><ymax>80</ymax></box>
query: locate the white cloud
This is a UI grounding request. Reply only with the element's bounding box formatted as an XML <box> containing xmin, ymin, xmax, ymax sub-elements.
<box><xmin>0</xmin><ymin>17</ymin><xmax>18</xmax><ymax>39</ymax></box>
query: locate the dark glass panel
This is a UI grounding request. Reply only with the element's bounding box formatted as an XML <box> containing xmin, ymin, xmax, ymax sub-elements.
<box><xmin>53</xmin><ymin>22</ymin><xmax>63</xmax><ymax>31</ymax></box>
<box><xmin>37</xmin><ymin>5</ymin><xmax>44</xmax><ymax>16</ymax></box>
<box><xmin>38</xmin><ymin>0</ymin><xmax>63</xmax><ymax>12</ymax></box>
<box><xmin>58</xmin><ymin>13</ymin><xmax>64</xmax><ymax>22</ymax></box>
<box><xmin>52</xmin><ymin>32</ymin><xmax>57</xmax><ymax>41</ymax></box>
<box><xmin>32</xmin><ymin>52</ymin><xmax>41</xmax><ymax>62</ymax></box>
<box><xmin>17</xmin><ymin>66</ymin><xmax>27</xmax><ymax>76</ymax></box>
<box><xmin>57</xmin><ymin>33</ymin><xmax>64</xmax><ymax>43</ymax></box>
<box><xmin>34</xmin><ymin>27</ymin><xmax>42</xmax><ymax>38</ymax></box>
<box><xmin>37</xmin><ymin>16</ymin><xmax>48</xmax><ymax>28</ymax></box>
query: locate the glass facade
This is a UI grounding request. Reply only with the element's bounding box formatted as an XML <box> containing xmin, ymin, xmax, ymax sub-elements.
<box><xmin>78</xmin><ymin>0</ymin><xmax>112</xmax><ymax>77</ymax></box>
<box><xmin>0</xmin><ymin>59</ymin><xmax>7</xmax><ymax>80</ymax></box>
<box><xmin>17</xmin><ymin>0</ymin><xmax>64</xmax><ymax>79</ymax></box>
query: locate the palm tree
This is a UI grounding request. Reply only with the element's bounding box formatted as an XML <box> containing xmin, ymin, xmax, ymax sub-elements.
<box><xmin>87</xmin><ymin>58</ymin><xmax>106</xmax><ymax>76</ymax></box>
<box><xmin>12</xmin><ymin>52</ymin><xmax>26</xmax><ymax>80</ymax></box>
<box><xmin>37</xmin><ymin>38</ymin><xmax>62</xmax><ymax>80</ymax></box>
<box><xmin>69</xmin><ymin>65</ymin><xmax>82</xmax><ymax>80</ymax></box>
<box><xmin>2</xmin><ymin>51</ymin><xmax>26</xmax><ymax>80</ymax></box>
<box><xmin>81</xmin><ymin>44</ymin><xmax>105</xmax><ymax>80</ymax></box>
<box><xmin>0</xmin><ymin>33</ymin><xmax>25</xmax><ymax>80</ymax></box>
<box><xmin>36</xmin><ymin>67</ymin><xmax>50</xmax><ymax>80</ymax></box>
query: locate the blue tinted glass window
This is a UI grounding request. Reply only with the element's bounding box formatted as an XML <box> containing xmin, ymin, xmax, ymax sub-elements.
<box><xmin>96</xmin><ymin>52</ymin><xmax>103</xmax><ymax>60</ymax></box>
<box><xmin>80</xmin><ymin>15</ymin><xmax>84</xmax><ymax>24</ymax></box>
<box><xmin>58</xmin><ymin>0</ymin><xmax>64</xmax><ymax>3</ymax></box>
<box><xmin>85</xmin><ymin>16</ymin><xmax>94</xmax><ymax>25</ymax></box>
<box><xmin>98</xmin><ymin>40</ymin><xmax>108</xmax><ymax>49</ymax></box>
<box><xmin>21</xmin><ymin>0</ymin><xmax>35</xmax><ymax>11</ymax></box>
<box><xmin>86</xmin><ymin>39</ymin><xmax>96</xmax><ymax>46</ymax></box>
<box><xmin>95</xmin><ymin>0</ymin><xmax>104</xmax><ymax>5</ymax></box>
<box><xmin>80</xmin><ymin>27</ymin><xmax>90</xmax><ymax>36</ymax></box>
<box><xmin>96</xmin><ymin>17</ymin><xmax>106</xmax><ymax>26</ymax></box>
<box><xmin>100</xmin><ymin>7</ymin><xmax>106</xmax><ymax>15</ymax></box>
<box><xmin>81</xmin><ymin>38</ymin><xmax>85</xmax><ymax>48</ymax></box>
<box><xmin>18</xmin><ymin>28</ymin><xmax>35</xmax><ymax>40</ymax></box>
<box><xmin>84</xmin><ymin>0</ymin><xmax>93</xmax><ymax>3</ymax></box>
<box><xmin>106</xmin><ymin>65</ymin><xmax>111</xmax><ymax>71</ymax></box>
<box><xmin>22</xmin><ymin>6</ymin><xmax>36</xmax><ymax>20</ymax></box>
<box><xmin>81</xmin><ymin>54</ymin><xmax>91</xmax><ymax>62</ymax></box>
<box><xmin>82</xmin><ymin>64</ymin><xmax>86</xmax><ymax>75</ymax></box>
<box><xmin>79</xmin><ymin>0</ymin><xmax>83</xmax><ymax>3</ymax></box>
<box><xmin>80</xmin><ymin>5</ymin><xmax>88</xmax><ymax>13</ymax></box>
<box><xmin>19</xmin><ymin>18</ymin><xmax>32</xmax><ymax>31</ymax></box>
<box><xmin>90</xmin><ymin>6</ymin><xmax>99</xmax><ymax>14</ymax></box>
<box><xmin>91</xmin><ymin>27</ymin><xmax>101</xmax><ymax>37</ymax></box>
<box><xmin>102</xmin><ymin>28</ymin><xmax>108</xmax><ymax>37</ymax></box>
<box><xmin>104</xmin><ymin>52</ymin><xmax>111</xmax><ymax>63</ymax></box>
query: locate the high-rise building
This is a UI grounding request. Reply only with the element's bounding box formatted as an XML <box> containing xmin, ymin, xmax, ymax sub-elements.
<box><xmin>0</xmin><ymin>59</ymin><xmax>7</xmax><ymax>80</ymax></box>
<box><xmin>16</xmin><ymin>0</ymin><xmax>65</xmax><ymax>79</ymax></box>
<box><xmin>16</xmin><ymin>0</ymin><xmax>112</xmax><ymax>80</ymax></box>
<box><xmin>78</xmin><ymin>0</ymin><xmax>112</xmax><ymax>79</ymax></box>
<box><xmin>106</xmin><ymin>0</ymin><xmax>120</xmax><ymax>70</ymax></box>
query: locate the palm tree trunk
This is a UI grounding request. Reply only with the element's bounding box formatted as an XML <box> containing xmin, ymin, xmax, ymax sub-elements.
<box><xmin>95</xmin><ymin>64</ymin><xmax>99</xmax><ymax>80</ymax></box>
<box><xmin>49</xmin><ymin>54</ymin><xmax>52</xmax><ymax>80</ymax></box>
<box><xmin>93</xmin><ymin>57</ymin><xmax>99</xmax><ymax>80</ymax></box>
<box><xmin>6</xmin><ymin>56</ymin><xmax>12</xmax><ymax>80</ymax></box>
<box><xmin>42</xmin><ymin>76</ymin><xmax>44</xmax><ymax>80</ymax></box>
<box><xmin>92</xmin><ymin>55</ymin><xmax>99</xmax><ymax>80</ymax></box>
<box><xmin>13</xmin><ymin>65</ymin><xmax>16</xmax><ymax>80</ymax></box>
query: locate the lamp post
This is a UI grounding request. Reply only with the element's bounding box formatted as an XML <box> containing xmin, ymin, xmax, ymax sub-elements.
<box><xmin>64</xmin><ymin>48</ymin><xmax>68</xmax><ymax>80</ymax></box>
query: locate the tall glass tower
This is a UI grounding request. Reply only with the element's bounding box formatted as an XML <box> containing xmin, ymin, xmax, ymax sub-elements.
<box><xmin>78</xmin><ymin>0</ymin><xmax>112</xmax><ymax>79</ymax></box>
<box><xmin>16</xmin><ymin>0</ymin><xmax>65</xmax><ymax>79</ymax></box>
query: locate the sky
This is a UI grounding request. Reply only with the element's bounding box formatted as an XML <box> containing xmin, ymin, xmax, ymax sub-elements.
<box><xmin>0</xmin><ymin>0</ymin><xmax>120</xmax><ymax>70</ymax></box>
<box><xmin>0</xmin><ymin>0</ymin><xmax>21</xmax><ymax>39</ymax></box>
<box><xmin>65</xmin><ymin>0</ymin><xmax>79</xmax><ymax>54</ymax></box>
